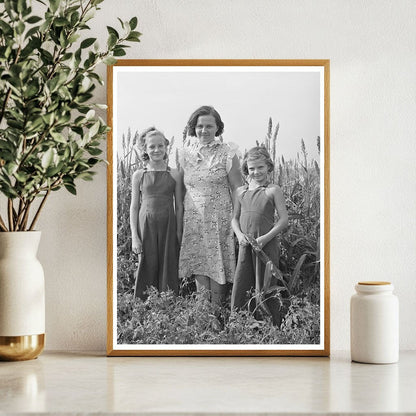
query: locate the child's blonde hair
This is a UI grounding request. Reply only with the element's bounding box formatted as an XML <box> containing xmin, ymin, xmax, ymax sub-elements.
<box><xmin>138</xmin><ymin>127</ymin><xmax>169</xmax><ymax>161</ymax></box>
<box><xmin>241</xmin><ymin>146</ymin><xmax>274</xmax><ymax>176</ymax></box>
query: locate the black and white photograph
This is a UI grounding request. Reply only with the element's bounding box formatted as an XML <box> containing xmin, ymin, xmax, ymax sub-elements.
<box><xmin>107</xmin><ymin>60</ymin><xmax>330</xmax><ymax>356</ymax></box>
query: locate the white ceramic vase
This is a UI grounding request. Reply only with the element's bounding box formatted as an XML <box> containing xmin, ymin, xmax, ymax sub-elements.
<box><xmin>0</xmin><ymin>231</ymin><xmax>45</xmax><ymax>360</ymax></box>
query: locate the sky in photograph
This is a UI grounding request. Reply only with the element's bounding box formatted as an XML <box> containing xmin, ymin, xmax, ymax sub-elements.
<box><xmin>114</xmin><ymin>67</ymin><xmax>323</xmax><ymax>163</ymax></box>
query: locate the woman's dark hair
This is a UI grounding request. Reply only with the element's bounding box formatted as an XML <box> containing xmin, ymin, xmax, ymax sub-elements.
<box><xmin>138</xmin><ymin>127</ymin><xmax>169</xmax><ymax>161</ymax></box>
<box><xmin>186</xmin><ymin>106</ymin><xmax>224</xmax><ymax>137</ymax></box>
<box><xmin>241</xmin><ymin>146</ymin><xmax>274</xmax><ymax>176</ymax></box>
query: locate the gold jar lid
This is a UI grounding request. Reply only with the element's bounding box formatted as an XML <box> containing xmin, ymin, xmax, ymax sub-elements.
<box><xmin>358</xmin><ymin>281</ymin><xmax>391</xmax><ymax>285</ymax></box>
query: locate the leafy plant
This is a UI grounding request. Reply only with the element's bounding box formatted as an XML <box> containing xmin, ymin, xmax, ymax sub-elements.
<box><xmin>0</xmin><ymin>0</ymin><xmax>141</xmax><ymax>231</ymax></box>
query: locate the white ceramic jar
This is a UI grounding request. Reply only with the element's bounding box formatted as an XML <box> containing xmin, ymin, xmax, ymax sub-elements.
<box><xmin>350</xmin><ymin>281</ymin><xmax>399</xmax><ymax>364</ymax></box>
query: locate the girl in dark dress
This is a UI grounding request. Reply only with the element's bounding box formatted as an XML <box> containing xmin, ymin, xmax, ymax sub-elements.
<box><xmin>231</xmin><ymin>147</ymin><xmax>288</xmax><ymax>325</ymax></box>
<box><xmin>130</xmin><ymin>127</ymin><xmax>184</xmax><ymax>299</ymax></box>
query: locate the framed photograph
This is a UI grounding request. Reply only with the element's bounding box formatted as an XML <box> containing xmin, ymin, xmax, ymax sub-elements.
<box><xmin>107</xmin><ymin>60</ymin><xmax>330</xmax><ymax>356</ymax></box>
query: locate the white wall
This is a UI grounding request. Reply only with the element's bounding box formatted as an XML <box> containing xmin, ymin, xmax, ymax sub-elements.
<box><xmin>37</xmin><ymin>0</ymin><xmax>416</xmax><ymax>351</ymax></box>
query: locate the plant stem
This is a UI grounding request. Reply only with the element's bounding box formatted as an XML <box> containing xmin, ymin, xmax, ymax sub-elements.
<box><xmin>29</xmin><ymin>189</ymin><xmax>50</xmax><ymax>231</ymax></box>
<box><xmin>0</xmin><ymin>214</ymin><xmax>8</xmax><ymax>232</ymax></box>
<box><xmin>7</xmin><ymin>199</ymin><xmax>14</xmax><ymax>231</ymax></box>
<box><xmin>15</xmin><ymin>197</ymin><xmax>30</xmax><ymax>230</ymax></box>
<box><xmin>14</xmin><ymin>201</ymin><xmax>23</xmax><ymax>231</ymax></box>
<box><xmin>20</xmin><ymin>200</ymin><xmax>33</xmax><ymax>231</ymax></box>
<box><xmin>0</xmin><ymin>88</ymin><xmax>12</xmax><ymax>126</ymax></box>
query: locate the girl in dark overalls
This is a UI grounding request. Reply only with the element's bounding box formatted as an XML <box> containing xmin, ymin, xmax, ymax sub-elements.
<box><xmin>231</xmin><ymin>147</ymin><xmax>288</xmax><ymax>325</ymax></box>
<box><xmin>130</xmin><ymin>127</ymin><xmax>184</xmax><ymax>299</ymax></box>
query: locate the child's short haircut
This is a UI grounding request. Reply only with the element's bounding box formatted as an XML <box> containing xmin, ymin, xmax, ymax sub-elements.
<box><xmin>241</xmin><ymin>146</ymin><xmax>274</xmax><ymax>176</ymax></box>
<box><xmin>138</xmin><ymin>127</ymin><xmax>169</xmax><ymax>161</ymax></box>
<box><xmin>186</xmin><ymin>106</ymin><xmax>224</xmax><ymax>137</ymax></box>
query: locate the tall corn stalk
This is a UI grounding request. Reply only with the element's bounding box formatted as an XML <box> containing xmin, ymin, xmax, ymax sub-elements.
<box><xmin>261</xmin><ymin>119</ymin><xmax>321</xmax><ymax>297</ymax></box>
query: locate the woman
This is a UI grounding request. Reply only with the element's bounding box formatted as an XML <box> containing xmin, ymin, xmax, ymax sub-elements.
<box><xmin>178</xmin><ymin>106</ymin><xmax>242</xmax><ymax>305</ymax></box>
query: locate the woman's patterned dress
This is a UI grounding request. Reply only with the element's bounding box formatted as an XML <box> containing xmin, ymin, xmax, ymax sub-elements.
<box><xmin>178</xmin><ymin>140</ymin><xmax>238</xmax><ymax>285</ymax></box>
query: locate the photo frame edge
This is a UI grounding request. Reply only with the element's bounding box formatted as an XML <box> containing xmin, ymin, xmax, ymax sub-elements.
<box><xmin>106</xmin><ymin>59</ymin><xmax>330</xmax><ymax>357</ymax></box>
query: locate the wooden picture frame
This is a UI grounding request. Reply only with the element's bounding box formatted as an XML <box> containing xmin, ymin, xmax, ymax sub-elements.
<box><xmin>107</xmin><ymin>60</ymin><xmax>330</xmax><ymax>356</ymax></box>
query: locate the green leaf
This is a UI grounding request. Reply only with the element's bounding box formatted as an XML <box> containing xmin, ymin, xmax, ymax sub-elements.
<box><xmin>54</xmin><ymin>17</ymin><xmax>69</xmax><ymax>27</ymax></box>
<box><xmin>5</xmin><ymin>162</ymin><xmax>18</xmax><ymax>176</ymax></box>
<box><xmin>82</xmin><ymin>9</ymin><xmax>95</xmax><ymax>23</ymax></box>
<box><xmin>74</xmin><ymin>148</ymin><xmax>84</xmax><ymax>159</ymax></box>
<box><xmin>21</xmin><ymin>37</ymin><xmax>41</xmax><ymax>55</ymax></box>
<box><xmin>0</xmin><ymin>183</ymin><xmax>18</xmax><ymax>198</ymax></box>
<box><xmin>45</xmin><ymin>165</ymin><xmax>62</xmax><ymax>177</ymax></box>
<box><xmin>50</xmin><ymin>131</ymin><xmax>67</xmax><ymax>143</ymax></box>
<box><xmin>107</xmin><ymin>33</ymin><xmax>117</xmax><ymax>49</ymax></box>
<box><xmin>61</xmin><ymin>52</ymin><xmax>73</xmax><ymax>61</ymax></box>
<box><xmin>17</xmin><ymin>0</ymin><xmax>27</xmax><ymax>14</ymax></box>
<box><xmin>129</xmin><ymin>16</ymin><xmax>138</xmax><ymax>30</ymax></box>
<box><xmin>75</xmin><ymin>93</ymin><xmax>93</xmax><ymax>104</ymax></box>
<box><xmin>88</xmin><ymin>120</ymin><xmax>100</xmax><ymax>138</ymax></box>
<box><xmin>0</xmin><ymin>141</ymin><xmax>14</xmax><ymax>152</ymax></box>
<box><xmin>87</xmin><ymin>158</ymin><xmax>99</xmax><ymax>166</ymax></box>
<box><xmin>41</xmin><ymin>148</ymin><xmax>54</xmax><ymax>169</ymax></box>
<box><xmin>80</xmin><ymin>37</ymin><xmax>96</xmax><ymax>49</ymax></box>
<box><xmin>113</xmin><ymin>47</ymin><xmax>126</xmax><ymax>57</ymax></box>
<box><xmin>48</xmin><ymin>76</ymin><xmax>60</xmax><ymax>93</ymax></box>
<box><xmin>70</xmin><ymin>11</ymin><xmax>80</xmax><ymax>26</ymax></box>
<box><xmin>56</xmin><ymin>86</ymin><xmax>71</xmax><ymax>100</ymax></box>
<box><xmin>24</xmin><ymin>25</ymin><xmax>40</xmax><ymax>39</ymax></box>
<box><xmin>0</xmin><ymin>20</ymin><xmax>13</xmax><ymax>35</ymax></box>
<box><xmin>72</xmin><ymin>126</ymin><xmax>84</xmax><ymax>136</ymax></box>
<box><xmin>25</xmin><ymin>117</ymin><xmax>44</xmax><ymax>134</ymax></box>
<box><xmin>126</xmin><ymin>31</ymin><xmax>141</xmax><ymax>42</ymax></box>
<box><xmin>63</xmin><ymin>147</ymin><xmax>70</xmax><ymax>160</ymax></box>
<box><xmin>7</xmin><ymin>119</ymin><xmax>24</xmax><ymax>129</ymax></box>
<box><xmin>106</xmin><ymin>26</ymin><xmax>119</xmax><ymax>38</ymax></box>
<box><xmin>76</xmin><ymin>160</ymin><xmax>90</xmax><ymax>169</ymax></box>
<box><xmin>40</xmin><ymin>49</ymin><xmax>53</xmax><ymax>64</ymax></box>
<box><xmin>49</xmin><ymin>0</ymin><xmax>60</xmax><ymax>13</ymax></box>
<box><xmin>22</xmin><ymin>5</ymin><xmax>32</xmax><ymax>17</ymax></box>
<box><xmin>117</xmin><ymin>17</ymin><xmax>125</xmax><ymax>29</ymax></box>
<box><xmin>16</xmin><ymin>21</ymin><xmax>25</xmax><ymax>35</ymax></box>
<box><xmin>77</xmin><ymin>171</ymin><xmax>95</xmax><ymax>181</ymax></box>
<box><xmin>4</xmin><ymin>1</ymin><xmax>16</xmax><ymax>19</ymax></box>
<box><xmin>23</xmin><ymin>83</ymin><xmax>39</xmax><ymax>99</ymax></box>
<box><xmin>87</xmin><ymin>147</ymin><xmax>102</xmax><ymax>156</ymax></box>
<box><xmin>85</xmin><ymin>109</ymin><xmax>95</xmax><ymax>120</ymax></box>
<box><xmin>14</xmin><ymin>171</ymin><xmax>28</xmax><ymax>183</ymax></box>
<box><xmin>42</xmin><ymin>112</ymin><xmax>55</xmax><ymax>125</ymax></box>
<box><xmin>59</xmin><ymin>29</ymin><xmax>67</xmax><ymax>47</ymax></box>
<box><xmin>26</xmin><ymin>15</ymin><xmax>42</xmax><ymax>24</ymax></box>
<box><xmin>103</xmin><ymin>56</ymin><xmax>117</xmax><ymax>65</ymax></box>
<box><xmin>64</xmin><ymin>183</ymin><xmax>77</xmax><ymax>195</ymax></box>
<box><xmin>68</xmin><ymin>33</ymin><xmax>80</xmax><ymax>44</ymax></box>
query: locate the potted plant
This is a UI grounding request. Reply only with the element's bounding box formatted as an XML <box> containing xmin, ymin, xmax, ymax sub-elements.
<box><xmin>0</xmin><ymin>0</ymin><xmax>140</xmax><ymax>360</ymax></box>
